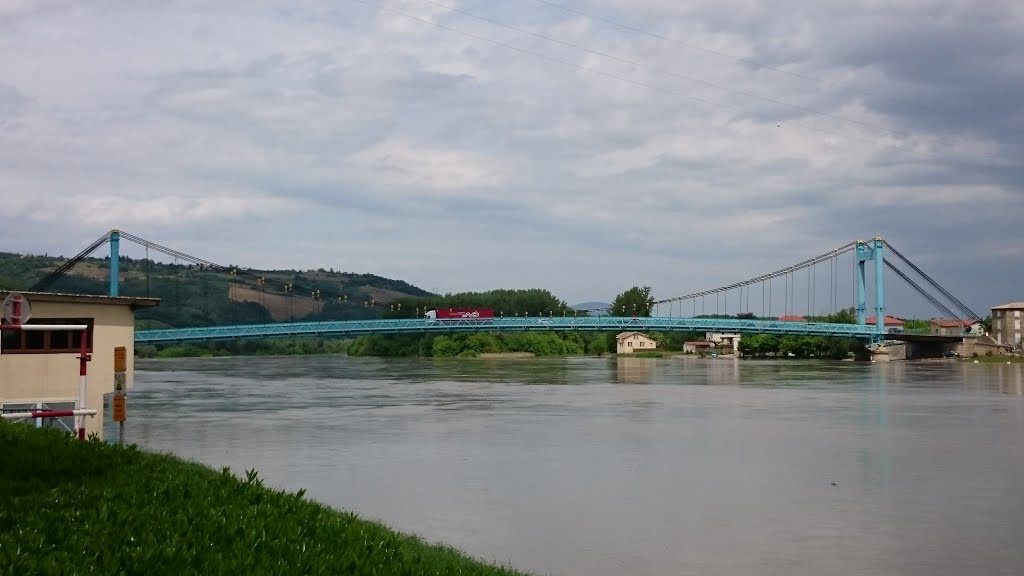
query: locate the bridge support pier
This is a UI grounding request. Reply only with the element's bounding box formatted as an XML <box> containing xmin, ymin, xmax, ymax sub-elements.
<box><xmin>855</xmin><ymin>238</ymin><xmax>885</xmax><ymax>341</ymax></box>
<box><xmin>109</xmin><ymin>229</ymin><xmax>120</xmax><ymax>297</ymax></box>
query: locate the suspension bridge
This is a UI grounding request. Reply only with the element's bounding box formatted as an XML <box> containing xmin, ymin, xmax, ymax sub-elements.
<box><xmin>29</xmin><ymin>230</ymin><xmax>983</xmax><ymax>347</ymax></box>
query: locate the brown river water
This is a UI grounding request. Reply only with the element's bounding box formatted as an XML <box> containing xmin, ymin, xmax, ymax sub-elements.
<box><xmin>115</xmin><ymin>355</ymin><xmax>1024</xmax><ymax>576</ymax></box>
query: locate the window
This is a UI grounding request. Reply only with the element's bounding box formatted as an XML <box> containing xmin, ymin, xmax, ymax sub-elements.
<box><xmin>996</xmin><ymin>319</ymin><xmax>1002</xmax><ymax>330</ymax></box>
<box><xmin>1</xmin><ymin>401</ymin><xmax>77</xmax><ymax>433</ymax></box>
<box><xmin>0</xmin><ymin>318</ymin><xmax>94</xmax><ymax>354</ymax></box>
<box><xmin>1016</xmin><ymin>320</ymin><xmax>1021</xmax><ymax>331</ymax></box>
<box><xmin>1016</xmin><ymin>310</ymin><xmax>1021</xmax><ymax>318</ymax></box>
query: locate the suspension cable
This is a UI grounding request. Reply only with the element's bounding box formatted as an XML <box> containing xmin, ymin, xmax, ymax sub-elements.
<box><xmin>883</xmin><ymin>260</ymin><xmax>963</xmax><ymax>322</ymax></box>
<box><xmin>29</xmin><ymin>233</ymin><xmax>110</xmax><ymax>291</ymax></box>
<box><xmin>882</xmin><ymin>241</ymin><xmax>981</xmax><ymax>321</ymax></box>
<box><xmin>654</xmin><ymin>242</ymin><xmax>856</xmax><ymax>305</ymax></box>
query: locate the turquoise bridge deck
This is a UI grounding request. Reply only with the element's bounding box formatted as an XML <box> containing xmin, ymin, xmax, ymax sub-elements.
<box><xmin>135</xmin><ymin>316</ymin><xmax>883</xmax><ymax>345</ymax></box>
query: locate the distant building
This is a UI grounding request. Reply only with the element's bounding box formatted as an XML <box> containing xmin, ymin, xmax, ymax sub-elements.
<box><xmin>616</xmin><ymin>332</ymin><xmax>657</xmax><ymax>354</ymax></box>
<box><xmin>930</xmin><ymin>318</ymin><xmax>985</xmax><ymax>337</ymax></box>
<box><xmin>1</xmin><ymin>291</ymin><xmax>159</xmax><ymax>440</ymax></box>
<box><xmin>706</xmin><ymin>332</ymin><xmax>740</xmax><ymax>353</ymax></box>
<box><xmin>777</xmin><ymin>315</ymin><xmax>806</xmax><ymax>322</ymax></box>
<box><xmin>866</xmin><ymin>316</ymin><xmax>905</xmax><ymax>331</ymax></box>
<box><xmin>683</xmin><ymin>341</ymin><xmax>714</xmax><ymax>354</ymax></box>
<box><xmin>991</xmin><ymin>302</ymin><xmax>1024</xmax><ymax>348</ymax></box>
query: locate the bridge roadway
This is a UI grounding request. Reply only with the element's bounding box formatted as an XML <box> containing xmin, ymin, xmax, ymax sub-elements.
<box><xmin>134</xmin><ymin>316</ymin><xmax>883</xmax><ymax>345</ymax></box>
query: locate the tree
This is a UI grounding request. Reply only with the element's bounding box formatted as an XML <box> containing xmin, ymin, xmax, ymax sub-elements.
<box><xmin>826</xmin><ymin>307</ymin><xmax>857</xmax><ymax>324</ymax></box>
<box><xmin>0</xmin><ymin>275</ymin><xmax>22</xmax><ymax>290</ymax></box>
<box><xmin>610</xmin><ymin>286</ymin><xmax>654</xmax><ymax>317</ymax></box>
<box><xmin>903</xmin><ymin>318</ymin><xmax>930</xmax><ymax>332</ymax></box>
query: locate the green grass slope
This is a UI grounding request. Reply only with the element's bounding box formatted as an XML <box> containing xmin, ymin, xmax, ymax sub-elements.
<box><xmin>0</xmin><ymin>422</ymin><xmax>529</xmax><ymax>575</ymax></box>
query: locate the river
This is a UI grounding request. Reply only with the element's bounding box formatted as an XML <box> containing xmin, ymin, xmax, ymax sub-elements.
<box><xmin>115</xmin><ymin>355</ymin><xmax>1024</xmax><ymax>576</ymax></box>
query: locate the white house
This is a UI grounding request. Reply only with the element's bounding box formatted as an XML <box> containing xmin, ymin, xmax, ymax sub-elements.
<box><xmin>616</xmin><ymin>332</ymin><xmax>657</xmax><ymax>354</ymax></box>
<box><xmin>706</xmin><ymin>332</ymin><xmax>741</xmax><ymax>353</ymax></box>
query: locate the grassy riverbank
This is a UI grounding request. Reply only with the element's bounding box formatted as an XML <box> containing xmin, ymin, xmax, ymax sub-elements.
<box><xmin>0</xmin><ymin>422</ymin><xmax>528</xmax><ymax>575</ymax></box>
<box><xmin>968</xmin><ymin>354</ymin><xmax>1024</xmax><ymax>364</ymax></box>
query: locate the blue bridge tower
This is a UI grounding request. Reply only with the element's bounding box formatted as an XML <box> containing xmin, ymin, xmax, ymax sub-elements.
<box><xmin>854</xmin><ymin>238</ymin><xmax>885</xmax><ymax>337</ymax></box>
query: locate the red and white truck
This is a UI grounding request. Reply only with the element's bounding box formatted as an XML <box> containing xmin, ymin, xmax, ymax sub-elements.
<box><xmin>425</xmin><ymin>308</ymin><xmax>495</xmax><ymax>321</ymax></box>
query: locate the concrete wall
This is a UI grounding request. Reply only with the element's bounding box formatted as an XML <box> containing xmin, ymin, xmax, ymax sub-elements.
<box><xmin>958</xmin><ymin>339</ymin><xmax>1006</xmax><ymax>357</ymax></box>
<box><xmin>1</xmin><ymin>301</ymin><xmax>137</xmax><ymax>439</ymax></box>
<box><xmin>903</xmin><ymin>340</ymin><xmax>961</xmax><ymax>359</ymax></box>
<box><xmin>873</xmin><ymin>339</ymin><xmax>1007</xmax><ymax>361</ymax></box>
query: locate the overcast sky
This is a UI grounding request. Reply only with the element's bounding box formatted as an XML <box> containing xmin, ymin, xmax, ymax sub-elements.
<box><xmin>1</xmin><ymin>0</ymin><xmax>1021</xmax><ymax>318</ymax></box>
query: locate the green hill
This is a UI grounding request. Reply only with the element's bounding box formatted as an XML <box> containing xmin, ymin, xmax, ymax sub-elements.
<box><xmin>0</xmin><ymin>251</ymin><xmax>433</xmax><ymax>329</ymax></box>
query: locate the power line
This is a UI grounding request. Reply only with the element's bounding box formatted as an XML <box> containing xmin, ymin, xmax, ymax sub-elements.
<box><xmin>409</xmin><ymin>0</ymin><xmax>899</xmax><ymax>139</ymax></box>
<box><xmin>352</xmin><ymin>0</ymin><xmax>897</xmax><ymax>149</ymax></box>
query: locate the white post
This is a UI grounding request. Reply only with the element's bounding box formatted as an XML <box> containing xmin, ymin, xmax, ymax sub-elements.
<box><xmin>77</xmin><ymin>373</ymin><xmax>86</xmax><ymax>439</ymax></box>
<box><xmin>77</xmin><ymin>327</ymin><xmax>89</xmax><ymax>441</ymax></box>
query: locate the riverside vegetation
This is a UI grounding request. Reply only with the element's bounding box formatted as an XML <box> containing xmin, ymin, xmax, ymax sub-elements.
<box><xmin>0</xmin><ymin>421</ymin><xmax>528</xmax><ymax>575</ymax></box>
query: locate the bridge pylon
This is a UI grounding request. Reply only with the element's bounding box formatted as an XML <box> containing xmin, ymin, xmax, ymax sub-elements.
<box><xmin>109</xmin><ymin>229</ymin><xmax>120</xmax><ymax>297</ymax></box>
<box><xmin>854</xmin><ymin>237</ymin><xmax>885</xmax><ymax>338</ymax></box>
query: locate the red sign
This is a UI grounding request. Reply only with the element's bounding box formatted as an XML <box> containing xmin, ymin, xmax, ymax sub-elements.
<box><xmin>2</xmin><ymin>292</ymin><xmax>31</xmax><ymax>325</ymax></box>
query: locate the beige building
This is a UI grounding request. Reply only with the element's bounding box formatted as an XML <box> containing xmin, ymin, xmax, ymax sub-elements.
<box><xmin>929</xmin><ymin>318</ymin><xmax>983</xmax><ymax>337</ymax></box>
<box><xmin>1</xmin><ymin>291</ymin><xmax>159</xmax><ymax>439</ymax></box>
<box><xmin>992</xmin><ymin>302</ymin><xmax>1024</xmax><ymax>348</ymax></box>
<box><xmin>706</xmin><ymin>332</ymin><xmax>741</xmax><ymax>353</ymax></box>
<box><xmin>683</xmin><ymin>341</ymin><xmax>714</xmax><ymax>354</ymax></box>
<box><xmin>616</xmin><ymin>331</ymin><xmax>657</xmax><ymax>354</ymax></box>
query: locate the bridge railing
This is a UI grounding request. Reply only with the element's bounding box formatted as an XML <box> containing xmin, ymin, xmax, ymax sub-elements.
<box><xmin>135</xmin><ymin>316</ymin><xmax>884</xmax><ymax>345</ymax></box>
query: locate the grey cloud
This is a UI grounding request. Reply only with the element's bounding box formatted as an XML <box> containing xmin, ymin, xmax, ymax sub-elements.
<box><xmin>0</xmin><ymin>83</ymin><xmax>28</xmax><ymax>118</ymax></box>
<box><xmin>0</xmin><ymin>0</ymin><xmax>1021</xmax><ymax>313</ymax></box>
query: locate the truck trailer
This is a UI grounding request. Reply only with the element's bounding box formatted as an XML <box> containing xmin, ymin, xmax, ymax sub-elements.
<box><xmin>424</xmin><ymin>308</ymin><xmax>495</xmax><ymax>320</ymax></box>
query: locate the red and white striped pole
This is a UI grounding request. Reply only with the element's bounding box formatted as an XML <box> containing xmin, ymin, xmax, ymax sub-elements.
<box><xmin>10</xmin><ymin>293</ymin><xmax>23</xmax><ymax>326</ymax></box>
<box><xmin>77</xmin><ymin>327</ymin><xmax>90</xmax><ymax>441</ymax></box>
<box><xmin>1</xmin><ymin>409</ymin><xmax>97</xmax><ymax>421</ymax></box>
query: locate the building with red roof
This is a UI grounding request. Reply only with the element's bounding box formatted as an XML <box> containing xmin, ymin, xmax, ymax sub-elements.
<box><xmin>866</xmin><ymin>315</ymin><xmax>905</xmax><ymax>329</ymax></box>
